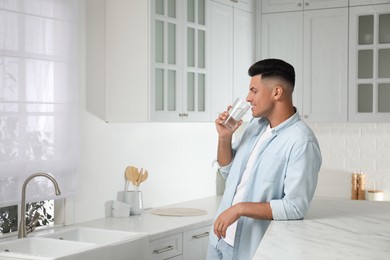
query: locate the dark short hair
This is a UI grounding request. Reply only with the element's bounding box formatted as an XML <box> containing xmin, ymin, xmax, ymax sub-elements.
<box><xmin>248</xmin><ymin>59</ymin><xmax>295</xmax><ymax>90</ymax></box>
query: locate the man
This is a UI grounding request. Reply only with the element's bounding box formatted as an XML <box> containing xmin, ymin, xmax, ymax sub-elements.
<box><xmin>207</xmin><ymin>59</ymin><xmax>322</xmax><ymax>260</ymax></box>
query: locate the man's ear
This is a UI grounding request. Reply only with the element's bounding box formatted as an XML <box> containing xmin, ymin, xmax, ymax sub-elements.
<box><xmin>273</xmin><ymin>85</ymin><xmax>284</xmax><ymax>100</ymax></box>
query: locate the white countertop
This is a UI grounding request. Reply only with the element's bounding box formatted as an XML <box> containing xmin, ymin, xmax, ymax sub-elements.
<box><xmin>77</xmin><ymin>196</ymin><xmax>222</xmax><ymax>241</ymax></box>
<box><xmin>253</xmin><ymin>197</ymin><xmax>390</xmax><ymax>260</ymax></box>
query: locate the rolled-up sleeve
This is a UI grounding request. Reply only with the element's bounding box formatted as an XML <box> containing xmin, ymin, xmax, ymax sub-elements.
<box><xmin>270</xmin><ymin>137</ymin><xmax>322</xmax><ymax>220</ymax></box>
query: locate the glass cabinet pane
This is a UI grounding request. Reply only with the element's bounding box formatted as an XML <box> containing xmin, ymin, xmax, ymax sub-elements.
<box><xmin>358</xmin><ymin>15</ymin><xmax>374</xmax><ymax>45</ymax></box>
<box><xmin>198</xmin><ymin>30</ymin><xmax>205</xmax><ymax>68</ymax></box>
<box><xmin>155</xmin><ymin>20</ymin><xmax>164</xmax><ymax>63</ymax></box>
<box><xmin>168</xmin><ymin>23</ymin><xmax>176</xmax><ymax>65</ymax></box>
<box><xmin>187</xmin><ymin>72</ymin><xmax>195</xmax><ymax>111</ymax></box>
<box><xmin>358</xmin><ymin>84</ymin><xmax>373</xmax><ymax>113</ymax></box>
<box><xmin>358</xmin><ymin>50</ymin><xmax>373</xmax><ymax>79</ymax></box>
<box><xmin>187</xmin><ymin>28</ymin><xmax>195</xmax><ymax>67</ymax></box>
<box><xmin>168</xmin><ymin>0</ymin><xmax>176</xmax><ymax>18</ymax></box>
<box><xmin>379</xmin><ymin>14</ymin><xmax>390</xmax><ymax>43</ymax></box>
<box><xmin>378</xmin><ymin>49</ymin><xmax>390</xmax><ymax>78</ymax></box>
<box><xmin>187</xmin><ymin>0</ymin><xmax>195</xmax><ymax>23</ymax></box>
<box><xmin>156</xmin><ymin>0</ymin><xmax>164</xmax><ymax>15</ymax></box>
<box><xmin>168</xmin><ymin>70</ymin><xmax>176</xmax><ymax>111</ymax></box>
<box><xmin>198</xmin><ymin>74</ymin><xmax>205</xmax><ymax>111</ymax></box>
<box><xmin>378</xmin><ymin>84</ymin><xmax>390</xmax><ymax>112</ymax></box>
<box><xmin>198</xmin><ymin>0</ymin><xmax>205</xmax><ymax>25</ymax></box>
<box><xmin>155</xmin><ymin>69</ymin><xmax>164</xmax><ymax>111</ymax></box>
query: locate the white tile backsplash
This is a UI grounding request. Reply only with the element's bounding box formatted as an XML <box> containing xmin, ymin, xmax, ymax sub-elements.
<box><xmin>311</xmin><ymin>122</ymin><xmax>390</xmax><ymax>200</ymax></box>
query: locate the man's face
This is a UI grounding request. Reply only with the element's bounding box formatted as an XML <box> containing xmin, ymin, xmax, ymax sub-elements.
<box><xmin>246</xmin><ymin>75</ymin><xmax>275</xmax><ymax>118</ymax></box>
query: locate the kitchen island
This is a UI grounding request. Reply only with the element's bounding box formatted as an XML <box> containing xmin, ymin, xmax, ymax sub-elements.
<box><xmin>253</xmin><ymin>197</ymin><xmax>390</xmax><ymax>259</ymax></box>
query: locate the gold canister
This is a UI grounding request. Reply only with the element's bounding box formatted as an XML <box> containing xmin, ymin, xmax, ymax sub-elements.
<box><xmin>351</xmin><ymin>172</ymin><xmax>358</xmax><ymax>200</ymax></box>
<box><xmin>357</xmin><ymin>173</ymin><xmax>366</xmax><ymax>200</ymax></box>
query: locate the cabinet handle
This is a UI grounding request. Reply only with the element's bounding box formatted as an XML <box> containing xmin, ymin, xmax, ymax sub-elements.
<box><xmin>231</xmin><ymin>0</ymin><xmax>238</xmax><ymax>3</ymax></box>
<box><xmin>153</xmin><ymin>245</ymin><xmax>174</xmax><ymax>254</ymax></box>
<box><xmin>304</xmin><ymin>115</ymin><xmax>309</xmax><ymax>119</ymax></box>
<box><xmin>304</xmin><ymin>2</ymin><xmax>309</xmax><ymax>6</ymax></box>
<box><xmin>182</xmin><ymin>113</ymin><xmax>189</xmax><ymax>117</ymax></box>
<box><xmin>298</xmin><ymin>3</ymin><xmax>302</xmax><ymax>7</ymax></box>
<box><xmin>192</xmin><ymin>232</ymin><xmax>210</xmax><ymax>239</ymax></box>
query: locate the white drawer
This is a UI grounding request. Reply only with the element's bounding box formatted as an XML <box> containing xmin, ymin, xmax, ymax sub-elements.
<box><xmin>149</xmin><ymin>233</ymin><xmax>183</xmax><ymax>260</ymax></box>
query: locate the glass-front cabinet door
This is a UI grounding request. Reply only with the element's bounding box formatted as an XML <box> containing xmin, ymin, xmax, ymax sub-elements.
<box><xmin>349</xmin><ymin>4</ymin><xmax>390</xmax><ymax>122</ymax></box>
<box><xmin>151</xmin><ymin>0</ymin><xmax>209</xmax><ymax>121</ymax></box>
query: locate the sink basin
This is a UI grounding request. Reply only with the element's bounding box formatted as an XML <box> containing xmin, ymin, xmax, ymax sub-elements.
<box><xmin>40</xmin><ymin>227</ymin><xmax>141</xmax><ymax>245</ymax></box>
<box><xmin>0</xmin><ymin>237</ymin><xmax>94</xmax><ymax>259</ymax></box>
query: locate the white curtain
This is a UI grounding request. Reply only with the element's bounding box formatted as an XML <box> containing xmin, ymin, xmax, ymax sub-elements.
<box><xmin>0</xmin><ymin>0</ymin><xmax>79</xmax><ymax>207</ymax></box>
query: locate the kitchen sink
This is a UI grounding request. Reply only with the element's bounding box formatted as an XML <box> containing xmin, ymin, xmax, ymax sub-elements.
<box><xmin>40</xmin><ymin>227</ymin><xmax>141</xmax><ymax>245</ymax></box>
<box><xmin>0</xmin><ymin>237</ymin><xmax>94</xmax><ymax>259</ymax></box>
<box><xmin>0</xmin><ymin>227</ymin><xmax>147</xmax><ymax>260</ymax></box>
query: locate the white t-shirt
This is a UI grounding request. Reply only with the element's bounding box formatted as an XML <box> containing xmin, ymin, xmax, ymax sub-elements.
<box><xmin>223</xmin><ymin>124</ymin><xmax>272</xmax><ymax>246</ymax></box>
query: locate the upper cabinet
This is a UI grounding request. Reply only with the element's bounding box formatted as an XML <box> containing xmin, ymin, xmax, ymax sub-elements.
<box><xmin>261</xmin><ymin>0</ymin><xmax>348</xmax><ymax>13</ymax></box>
<box><xmin>212</xmin><ymin>0</ymin><xmax>254</xmax><ymax>12</ymax></box>
<box><xmin>210</xmin><ymin>0</ymin><xmax>254</xmax><ymax>121</ymax></box>
<box><xmin>261</xmin><ymin>1</ymin><xmax>348</xmax><ymax>122</ymax></box>
<box><xmin>150</xmin><ymin>0</ymin><xmax>211</xmax><ymax>121</ymax></box>
<box><xmin>86</xmin><ymin>0</ymin><xmax>149</xmax><ymax>122</ymax></box>
<box><xmin>349</xmin><ymin>4</ymin><xmax>390</xmax><ymax>122</ymax></box>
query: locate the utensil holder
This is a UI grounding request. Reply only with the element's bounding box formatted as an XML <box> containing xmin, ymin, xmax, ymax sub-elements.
<box><xmin>124</xmin><ymin>190</ymin><xmax>143</xmax><ymax>215</ymax></box>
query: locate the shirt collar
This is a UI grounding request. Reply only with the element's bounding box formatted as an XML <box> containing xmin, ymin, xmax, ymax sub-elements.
<box><xmin>256</xmin><ymin>109</ymin><xmax>301</xmax><ymax>135</ymax></box>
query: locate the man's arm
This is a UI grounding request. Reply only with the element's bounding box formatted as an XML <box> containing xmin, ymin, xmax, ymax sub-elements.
<box><xmin>213</xmin><ymin>202</ymin><xmax>273</xmax><ymax>239</ymax></box>
<box><xmin>215</xmin><ymin>109</ymin><xmax>242</xmax><ymax>167</ymax></box>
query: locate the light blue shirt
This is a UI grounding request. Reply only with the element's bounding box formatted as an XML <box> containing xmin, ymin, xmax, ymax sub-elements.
<box><xmin>210</xmin><ymin>112</ymin><xmax>322</xmax><ymax>260</ymax></box>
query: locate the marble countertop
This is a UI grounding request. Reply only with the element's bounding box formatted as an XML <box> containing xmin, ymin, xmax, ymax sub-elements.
<box><xmin>77</xmin><ymin>196</ymin><xmax>221</xmax><ymax>241</ymax></box>
<box><xmin>253</xmin><ymin>197</ymin><xmax>390</xmax><ymax>260</ymax></box>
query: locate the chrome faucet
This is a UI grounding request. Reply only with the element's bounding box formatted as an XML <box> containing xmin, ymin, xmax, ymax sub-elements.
<box><xmin>18</xmin><ymin>172</ymin><xmax>61</xmax><ymax>238</ymax></box>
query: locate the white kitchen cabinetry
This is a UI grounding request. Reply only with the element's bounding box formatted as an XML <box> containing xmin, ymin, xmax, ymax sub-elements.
<box><xmin>182</xmin><ymin>225</ymin><xmax>210</xmax><ymax>260</ymax></box>
<box><xmin>149</xmin><ymin>233</ymin><xmax>183</xmax><ymax>260</ymax></box>
<box><xmin>349</xmin><ymin>4</ymin><xmax>390</xmax><ymax>122</ymax></box>
<box><xmin>261</xmin><ymin>3</ymin><xmax>348</xmax><ymax>122</ymax></box>
<box><xmin>149</xmin><ymin>225</ymin><xmax>210</xmax><ymax>260</ymax></box>
<box><xmin>210</xmin><ymin>0</ymin><xmax>254</xmax><ymax>120</ymax></box>
<box><xmin>85</xmin><ymin>0</ymin><xmax>149</xmax><ymax>122</ymax></box>
<box><xmin>350</xmin><ymin>0</ymin><xmax>390</xmax><ymax>7</ymax></box>
<box><xmin>212</xmin><ymin>0</ymin><xmax>254</xmax><ymax>12</ymax></box>
<box><xmin>261</xmin><ymin>0</ymin><xmax>348</xmax><ymax>13</ymax></box>
<box><xmin>150</xmin><ymin>0</ymin><xmax>211</xmax><ymax>122</ymax></box>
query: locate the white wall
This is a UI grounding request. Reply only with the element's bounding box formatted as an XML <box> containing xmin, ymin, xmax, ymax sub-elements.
<box><xmin>311</xmin><ymin>122</ymin><xmax>390</xmax><ymax>201</ymax></box>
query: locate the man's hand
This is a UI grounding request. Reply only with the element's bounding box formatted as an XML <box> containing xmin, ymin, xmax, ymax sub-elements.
<box><xmin>213</xmin><ymin>204</ymin><xmax>241</xmax><ymax>239</ymax></box>
<box><xmin>215</xmin><ymin>106</ymin><xmax>243</xmax><ymax>138</ymax></box>
<box><xmin>213</xmin><ymin>202</ymin><xmax>273</xmax><ymax>239</ymax></box>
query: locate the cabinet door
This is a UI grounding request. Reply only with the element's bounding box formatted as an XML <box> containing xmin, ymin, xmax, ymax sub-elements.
<box><xmin>183</xmin><ymin>0</ymin><xmax>210</xmax><ymax>121</ymax></box>
<box><xmin>210</xmin><ymin>1</ymin><xmax>234</xmax><ymax>119</ymax></box>
<box><xmin>182</xmin><ymin>226</ymin><xmax>210</xmax><ymax>260</ymax></box>
<box><xmin>262</xmin><ymin>0</ymin><xmax>304</xmax><ymax>13</ymax></box>
<box><xmin>302</xmin><ymin>8</ymin><xmax>348</xmax><ymax>122</ymax></box>
<box><xmin>210</xmin><ymin>1</ymin><xmax>254</xmax><ymax>120</ymax></box>
<box><xmin>233</xmin><ymin>8</ymin><xmax>254</xmax><ymax>112</ymax></box>
<box><xmin>149</xmin><ymin>233</ymin><xmax>183</xmax><ymax>260</ymax></box>
<box><xmin>261</xmin><ymin>12</ymin><xmax>304</xmax><ymax>113</ymax></box>
<box><xmin>304</xmin><ymin>0</ymin><xmax>348</xmax><ymax>10</ymax></box>
<box><xmin>212</xmin><ymin>0</ymin><xmax>254</xmax><ymax>12</ymax></box>
<box><xmin>261</xmin><ymin>0</ymin><xmax>348</xmax><ymax>13</ymax></box>
<box><xmin>349</xmin><ymin>4</ymin><xmax>390</xmax><ymax>122</ymax></box>
<box><xmin>151</xmin><ymin>0</ymin><xmax>184</xmax><ymax>121</ymax></box>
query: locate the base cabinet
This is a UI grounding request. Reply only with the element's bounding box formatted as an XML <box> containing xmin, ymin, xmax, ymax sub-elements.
<box><xmin>148</xmin><ymin>225</ymin><xmax>210</xmax><ymax>260</ymax></box>
<box><xmin>182</xmin><ymin>225</ymin><xmax>210</xmax><ymax>260</ymax></box>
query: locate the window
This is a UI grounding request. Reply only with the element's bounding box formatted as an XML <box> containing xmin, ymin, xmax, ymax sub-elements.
<box><xmin>0</xmin><ymin>0</ymin><xmax>80</xmax><ymax>230</ymax></box>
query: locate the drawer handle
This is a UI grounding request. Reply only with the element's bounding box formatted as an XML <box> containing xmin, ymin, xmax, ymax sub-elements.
<box><xmin>192</xmin><ymin>232</ymin><xmax>210</xmax><ymax>239</ymax></box>
<box><xmin>153</xmin><ymin>245</ymin><xmax>174</xmax><ymax>254</ymax></box>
